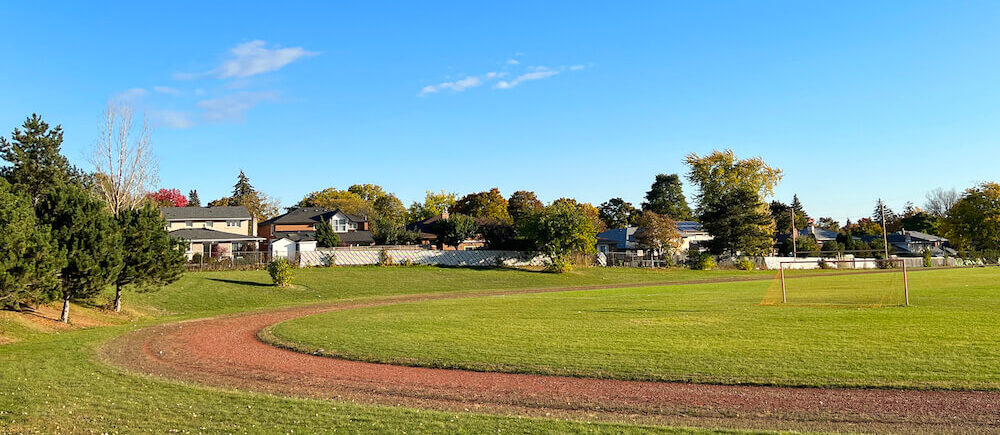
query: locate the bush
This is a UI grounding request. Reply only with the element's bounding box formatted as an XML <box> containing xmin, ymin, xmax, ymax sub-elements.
<box><xmin>543</xmin><ymin>256</ymin><xmax>569</xmax><ymax>273</ymax></box>
<box><xmin>189</xmin><ymin>253</ymin><xmax>202</xmax><ymax>264</ymax></box>
<box><xmin>818</xmin><ymin>258</ymin><xmax>834</xmax><ymax>269</ymax></box>
<box><xmin>923</xmin><ymin>249</ymin><xmax>933</xmax><ymax>268</ymax></box>
<box><xmin>736</xmin><ymin>257</ymin><xmax>755</xmax><ymax>271</ymax></box>
<box><xmin>689</xmin><ymin>252</ymin><xmax>716</xmax><ymax>270</ymax></box>
<box><xmin>267</xmin><ymin>258</ymin><xmax>294</xmax><ymax>287</ymax></box>
<box><xmin>378</xmin><ymin>249</ymin><xmax>393</xmax><ymax>266</ymax></box>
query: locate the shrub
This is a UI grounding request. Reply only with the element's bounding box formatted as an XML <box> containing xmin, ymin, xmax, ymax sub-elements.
<box><xmin>267</xmin><ymin>258</ymin><xmax>294</xmax><ymax>287</ymax></box>
<box><xmin>922</xmin><ymin>249</ymin><xmax>933</xmax><ymax>268</ymax></box>
<box><xmin>323</xmin><ymin>252</ymin><xmax>336</xmax><ymax>267</ymax></box>
<box><xmin>543</xmin><ymin>256</ymin><xmax>570</xmax><ymax>273</ymax></box>
<box><xmin>378</xmin><ymin>249</ymin><xmax>393</xmax><ymax>266</ymax></box>
<box><xmin>736</xmin><ymin>257</ymin><xmax>755</xmax><ymax>271</ymax></box>
<box><xmin>690</xmin><ymin>252</ymin><xmax>716</xmax><ymax>270</ymax></box>
<box><xmin>189</xmin><ymin>252</ymin><xmax>202</xmax><ymax>264</ymax></box>
<box><xmin>818</xmin><ymin>258</ymin><xmax>834</xmax><ymax>269</ymax></box>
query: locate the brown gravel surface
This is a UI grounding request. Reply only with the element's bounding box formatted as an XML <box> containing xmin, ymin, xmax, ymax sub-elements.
<box><xmin>100</xmin><ymin>285</ymin><xmax>1000</xmax><ymax>434</ymax></box>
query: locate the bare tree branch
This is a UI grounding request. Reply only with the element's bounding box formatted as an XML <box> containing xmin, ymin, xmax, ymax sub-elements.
<box><xmin>90</xmin><ymin>101</ymin><xmax>159</xmax><ymax>216</ymax></box>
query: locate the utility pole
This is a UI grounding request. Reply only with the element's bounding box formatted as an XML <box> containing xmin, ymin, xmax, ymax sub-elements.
<box><xmin>880</xmin><ymin>199</ymin><xmax>890</xmax><ymax>260</ymax></box>
<box><xmin>790</xmin><ymin>207</ymin><xmax>797</xmax><ymax>258</ymax></box>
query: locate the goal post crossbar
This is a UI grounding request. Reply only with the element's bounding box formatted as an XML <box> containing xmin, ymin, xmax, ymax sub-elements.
<box><xmin>777</xmin><ymin>259</ymin><xmax>909</xmax><ymax>306</ymax></box>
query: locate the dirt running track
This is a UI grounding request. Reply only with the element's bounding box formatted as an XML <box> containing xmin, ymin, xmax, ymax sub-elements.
<box><xmin>100</xmin><ymin>284</ymin><xmax>1000</xmax><ymax>434</ymax></box>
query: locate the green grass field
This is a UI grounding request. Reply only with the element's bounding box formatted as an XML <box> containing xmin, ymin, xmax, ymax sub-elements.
<box><xmin>0</xmin><ymin>266</ymin><xmax>778</xmax><ymax>434</ymax></box>
<box><xmin>268</xmin><ymin>268</ymin><xmax>1000</xmax><ymax>390</ymax></box>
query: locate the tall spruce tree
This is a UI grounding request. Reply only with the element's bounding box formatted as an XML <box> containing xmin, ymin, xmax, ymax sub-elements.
<box><xmin>0</xmin><ymin>178</ymin><xmax>64</xmax><ymax>309</ymax></box>
<box><xmin>187</xmin><ymin>189</ymin><xmax>201</xmax><ymax>207</ymax></box>
<box><xmin>642</xmin><ymin>174</ymin><xmax>693</xmax><ymax>220</ymax></box>
<box><xmin>0</xmin><ymin>114</ymin><xmax>77</xmax><ymax>204</ymax></box>
<box><xmin>314</xmin><ymin>218</ymin><xmax>340</xmax><ymax>248</ymax></box>
<box><xmin>38</xmin><ymin>184</ymin><xmax>123</xmax><ymax>323</ymax></box>
<box><xmin>113</xmin><ymin>204</ymin><xmax>186</xmax><ymax>312</ymax></box>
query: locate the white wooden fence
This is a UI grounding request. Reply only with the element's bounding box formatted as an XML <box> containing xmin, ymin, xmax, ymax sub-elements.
<box><xmin>298</xmin><ymin>248</ymin><xmax>549</xmax><ymax>268</ymax></box>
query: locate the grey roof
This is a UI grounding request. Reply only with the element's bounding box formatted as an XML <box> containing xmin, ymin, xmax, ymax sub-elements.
<box><xmin>263</xmin><ymin>207</ymin><xmax>367</xmax><ymax>225</ymax></box>
<box><xmin>161</xmin><ymin>206</ymin><xmax>251</xmax><ymax>221</ymax></box>
<box><xmin>273</xmin><ymin>231</ymin><xmax>316</xmax><ymax>242</ymax></box>
<box><xmin>677</xmin><ymin>221</ymin><xmax>705</xmax><ymax>233</ymax></box>
<box><xmin>168</xmin><ymin>228</ymin><xmax>263</xmax><ymax>242</ymax></box>
<box><xmin>272</xmin><ymin>230</ymin><xmax>375</xmax><ymax>245</ymax></box>
<box><xmin>798</xmin><ymin>227</ymin><xmax>839</xmax><ymax>242</ymax></box>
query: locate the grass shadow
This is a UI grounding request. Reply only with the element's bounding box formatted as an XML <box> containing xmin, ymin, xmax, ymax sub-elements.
<box><xmin>207</xmin><ymin>278</ymin><xmax>273</xmax><ymax>287</ymax></box>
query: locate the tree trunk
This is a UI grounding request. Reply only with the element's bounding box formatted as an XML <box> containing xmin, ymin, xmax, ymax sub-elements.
<box><xmin>113</xmin><ymin>284</ymin><xmax>123</xmax><ymax>312</ymax></box>
<box><xmin>60</xmin><ymin>296</ymin><xmax>70</xmax><ymax>323</ymax></box>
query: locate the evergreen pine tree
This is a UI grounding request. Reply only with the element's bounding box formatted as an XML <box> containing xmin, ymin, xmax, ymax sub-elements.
<box><xmin>700</xmin><ymin>187</ymin><xmax>775</xmax><ymax>256</ymax></box>
<box><xmin>0</xmin><ymin>114</ymin><xmax>77</xmax><ymax>203</ymax></box>
<box><xmin>113</xmin><ymin>204</ymin><xmax>186</xmax><ymax>312</ymax></box>
<box><xmin>38</xmin><ymin>184</ymin><xmax>123</xmax><ymax>323</ymax></box>
<box><xmin>233</xmin><ymin>170</ymin><xmax>254</xmax><ymax>199</ymax></box>
<box><xmin>0</xmin><ymin>178</ymin><xmax>64</xmax><ymax>309</ymax></box>
<box><xmin>642</xmin><ymin>174</ymin><xmax>693</xmax><ymax>220</ymax></box>
<box><xmin>187</xmin><ymin>189</ymin><xmax>201</xmax><ymax>207</ymax></box>
<box><xmin>314</xmin><ymin>218</ymin><xmax>340</xmax><ymax>248</ymax></box>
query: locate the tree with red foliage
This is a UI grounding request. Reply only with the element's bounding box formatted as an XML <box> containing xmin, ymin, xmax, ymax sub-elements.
<box><xmin>146</xmin><ymin>188</ymin><xmax>188</xmax><ymax>207</ymax></box>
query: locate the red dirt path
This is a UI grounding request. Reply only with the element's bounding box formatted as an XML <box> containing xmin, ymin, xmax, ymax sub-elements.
<box><xmin>100</xmin><ymin>286</ymin><xmax>1000</xmax><ymax>434</ymax></box>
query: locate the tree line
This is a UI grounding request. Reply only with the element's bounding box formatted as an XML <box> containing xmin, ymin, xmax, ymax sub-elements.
<box><xmin>0</xmin><ymin>113</ymin><xmax>186</xmax><ymax>322</ymax></box>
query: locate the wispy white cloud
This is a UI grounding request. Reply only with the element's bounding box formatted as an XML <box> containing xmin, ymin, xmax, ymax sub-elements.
<box><xmin>419</xmin><ymin>72</ymin><xmax>504</xmax><ymax>96</ymax></box>
<box><xmin>153</xmin><ymin>86</ymin><xmax>180</xmax><ymax>95</ymax></box>
<box><xmin>112</xmin><ymin>87</ymin><xmax>149</xmax><ymax>102</ymax></box>
<box><xmin>196</xmin><ymin>91</ymin><xmax>281</xmax><ymax>123</ymax></box>
<box><xmin>175</xmin><ymin>40</ymin><xmax>317</xmax><ymax>80</ymax></box>
<box><xmin>150</xmin><ymin>109</ymin><xmax>195</xmax><ymax>129</ymax></box>
<box><xmin>506</xmin><ymin>59</ymin><xmax>520</xmax><ymax>65</ymax></box>
<box><xmin>569</xmin><ymin>64</ymin><xmax>586</xmax><ymax>71</ymax></box>
<box><xmin>494</xmin><ymin>68</ymin><xmax>559</xmax><ymax>89</ymax></box>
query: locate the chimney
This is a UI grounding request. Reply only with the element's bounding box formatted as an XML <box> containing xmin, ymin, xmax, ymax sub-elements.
<box><xmin>441</xmin><ymin>207</ymin><xmax>450</xmax><ymax>220</ymax></box>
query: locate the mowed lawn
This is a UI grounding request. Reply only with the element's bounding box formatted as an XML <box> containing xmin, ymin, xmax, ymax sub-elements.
<box><xmin>0</xmin><ymin>266</ymin><xmax>780</xmax><ymax>434</ymax></box>
<box><xmin>268</xmin><ymin>268</ymin><xmax>1000</xmax><ymax>390</ymax></box>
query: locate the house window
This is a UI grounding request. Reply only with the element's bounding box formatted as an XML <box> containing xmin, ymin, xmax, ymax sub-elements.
<box><xmin>205</xmin><ymin>221</ymin><xmax>214</xmax><ymax>228</ymax></box>
<box><xmin>332</xmin><ymin>218</ymin><xmax>347</xmax><ymax>232</ymax></box>
<box><xmin>185</xmin><ymin>221</ymin><xmax>193</xmax><ymax>227</ymax></box>
<box><xmin>227</xmin><ymin>220</ymin><xmax>240</xmax><ymax>227</ymax></box>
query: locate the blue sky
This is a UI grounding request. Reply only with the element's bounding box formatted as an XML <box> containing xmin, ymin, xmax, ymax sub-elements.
<box><xmin>2</xmin><ymin>1</ymin><xmax>999</xmax><ymax>223</ymax></box>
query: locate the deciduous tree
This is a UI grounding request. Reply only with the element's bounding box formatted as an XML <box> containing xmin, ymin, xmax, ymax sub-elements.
<box><xmin>598</xmin><ymin>198</ymin><xmax>638</xmax><ymax>229</ymax></box>
<box><xmin>507</xmin><ymin>190</ymin><xmax>543</xmax><ymax>227</ymax></box>
<box><xmin>642</xmin><ymin>173</ymin><xmax>693</xmax><ymax>220</ymax></box>
<box><xmin>409</xmin><ymin>190</ymin><xmax>457</xmax><ymax>221</ymax></box>
<box><xmin>113</xmin><ymin>204</ymin><xmax>185</xmax><ymax>312</ymax></box>
<box><xmin>146</xmin><ymin>188</ymin><xmax>188</xmax><ymax>207</ymax></box>
<box><xmin>924</xmin><ymin>188</ymin><xmax>959</xmax><ymax>217</ymax></box>
<box><xmin>434</xmin><ymin>213</ymin><xmax>478</xmax><ymax>250</ymax></box>
<box><xmin>298</xmin><ymin>187</ymin><xmax>373</xmax><ymax>218</ymax></box>
<box><xmin>520</xmin><ymin>202</ymin><xmax>598</xmax><ymax>272</ymax></box>
<box><xmin>633</xmin><ymin>211</ymin><xmax>681</xmax><ymax>253</ymax></box>
<box><xmin>453</xmin><ymin>188</ymin><xmax>512</xmax><ymax>225</ymax></box>
<box><xmin>941</xmin><ymin>182</ymin><xmax>1000</xmax><ymax>252</ymax></box>
<box><xmin>91</xmin><ymin>103</ymin><xmax>158</xmax><ymax>216</ymax></box>
<box><xmin>686</xmin><ymin>150</ymin><xmax>781</xmax><ymax>256</ymax></box>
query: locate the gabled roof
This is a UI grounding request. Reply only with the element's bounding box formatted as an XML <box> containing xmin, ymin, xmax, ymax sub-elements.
<box><xmin>272</xmin><ymin>230</ymin><xmax>375</xmax><ymax>245</ymax></box>
<box><xmin>168</xmin><ymin>228</ymin><xmax>263</xmax><ymax>242</ymax></box>
<box><xmin>161</xmin><ymin>206</ymin><xmax>251</xmax><ymax>221</ymax></box>
<box><xmin>888</xmin><ymin>230</ymin><xmax>948</xmax><ymax>243</ymax></box>
<box><xmin>798</xmin><ymin>227</ymin><xmax>839</xmax><ymax>242</ymax></box>
<box><xmin>677</xmin><ymin>221</ymin><xmax>705</xmax><ymax>233</ymax></box>
<box><xmin>262</xmin><ymin>207</ymin><xmax>367</xmax><ymax>225</ymax></box>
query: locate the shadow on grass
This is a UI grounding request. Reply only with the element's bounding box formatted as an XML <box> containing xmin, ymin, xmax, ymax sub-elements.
<box><xmin>207</xmin><ymin>278</ymin><xmax>273</xmax><ymax>287</ymax></box>
<box><xmin>429</xmin><ymin>264</ymin><xmax>551</xmax><ymax>274</ymax></box>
